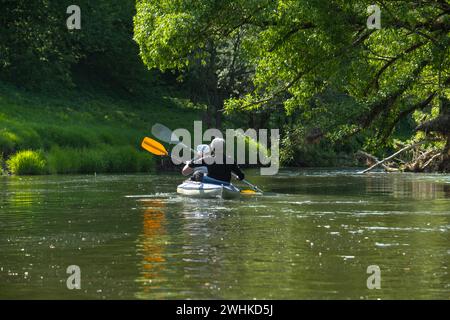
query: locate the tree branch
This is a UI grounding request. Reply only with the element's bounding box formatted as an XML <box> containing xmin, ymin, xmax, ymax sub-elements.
<box><xmin>360</xmin><ymin>59</ymin><xmax>429</xmax><ymax>128</ymax></box>
<box><xmin>364</xmin><ymin>41</ymin><xmax>426</xmax><ymax>95</ymax></box>
<box><xmin>359</xmin><ymin>140</ymin><xmax>429</xmax><ymax>174</ymax></box>
<box><xmin>377</xmin><ymin>91</ymin><xmax>437</xmax><ymax>144</ymax></box>
<box><xmin>268</xmin><ymin>22</ymin><xmax>316</xmax><ymax>52</ymax></box>
<box><xmin>236</xmin><ymin>29</ymin><xmax>373</xmax><ymax>111</ymax></box>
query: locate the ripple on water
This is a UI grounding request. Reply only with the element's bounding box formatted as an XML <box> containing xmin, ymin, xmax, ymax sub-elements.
<box><xmin>366</xmin><ymin>226</ymin><xmax>448</xmax><ymax>233</ymax></box>
<box><xmin>127</xmin><ymin>192</ymin><xmax>173</xmax><ymax>199</ymax></box>
<box><xmin>375</xmin><ymin>242</ymin><xmax>410</xmax><ymax>247</ymax></box>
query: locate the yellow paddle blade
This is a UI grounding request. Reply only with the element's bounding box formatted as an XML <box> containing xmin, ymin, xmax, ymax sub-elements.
<box><xmin>141</xmin><ymin>137</ymin><xmax>168</xmax><ymax>156</ymax></box>
<box><xmin>240</xmin><ymin>189</ymin><xmax>257</xmax><ymax>195</ymax></box>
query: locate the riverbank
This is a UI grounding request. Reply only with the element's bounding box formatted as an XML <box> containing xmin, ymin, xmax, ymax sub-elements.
<box><xmin>0</xmin><ymin>82</ymin><xmax>202</xmax><ymax>175</ymax></box>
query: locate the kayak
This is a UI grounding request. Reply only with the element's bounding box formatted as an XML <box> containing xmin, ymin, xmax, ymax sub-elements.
<box><xmin>177</xmin><ymin>181</ymin><xmax>241</xmax><ymax>199</ymax></box>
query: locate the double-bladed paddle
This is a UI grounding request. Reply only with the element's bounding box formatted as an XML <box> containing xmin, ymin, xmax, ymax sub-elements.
<box><xmin>141</xmin><ymin>135</ymin><xmax>261</xmax><ymax>195</ymax></box>
<box><xmin>150</xmin><ymin>123</ymin><xmax>264</xmax><ymax>194</ymax></box>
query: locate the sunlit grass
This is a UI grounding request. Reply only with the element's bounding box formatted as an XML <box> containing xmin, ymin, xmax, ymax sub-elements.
<box><xmin>6</xmin><ymin>150</ymin><xmax>47</xmax><ymax>175</ymax></box>
<box><xmin>0</xmin><ymin>82</ymin><xmax>201</xmax><ymax>175</ymax></box>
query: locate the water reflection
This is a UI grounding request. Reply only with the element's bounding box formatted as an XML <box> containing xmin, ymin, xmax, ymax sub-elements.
<box><xmin>176</xmin><ymin>200</ymin><xmax>227</xmax><ymax>299</ymax></box>
<box><xmin>3</xmin><ymin>177</ymin><xmax>43</xmax><ymax>209</ymax></box>
<box><xmin>365</xmin><ymin>174</ymin><xmax>450</xmax><ymax>200</ymax></box>
<box><xmin>0</xmin><ymin>177</ymin><xmax>44</xmax><ymax>233</ymax></box>
<box><xmin>135</xmin><ymin>199</ymin><xmax>167</xmax><ymax>299</ymax></box>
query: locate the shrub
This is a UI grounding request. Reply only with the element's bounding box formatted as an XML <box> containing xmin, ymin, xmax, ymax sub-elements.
<box><xmin>6</xmin><ymin>150</ymin><xmax>47</xmax><ymax>175</ymax></box>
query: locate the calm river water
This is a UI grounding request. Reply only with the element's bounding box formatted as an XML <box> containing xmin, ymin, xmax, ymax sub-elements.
<box><xmin>0</xmin><ymin>169</ymin><xmax>449</xmax><ymax>299</ymax></box>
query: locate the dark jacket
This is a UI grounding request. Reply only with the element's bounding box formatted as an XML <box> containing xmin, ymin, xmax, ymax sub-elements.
<box><xmin>188</xmin><ymin>155</ymin><xmax>245</xmax><ymax>183</ymax></box>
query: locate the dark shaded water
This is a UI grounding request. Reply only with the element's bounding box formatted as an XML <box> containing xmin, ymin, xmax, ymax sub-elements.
<box><xmin>0</xmin><ymin>169</ymin><xmax>449</xmax><ymax>299</ymax></box>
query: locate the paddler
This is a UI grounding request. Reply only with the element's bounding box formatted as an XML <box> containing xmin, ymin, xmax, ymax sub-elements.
<box><xmin>182</xmin><ymin>138</ymin><xmax>245</xmax><ymax>184</ymax></box>
<box><xmin>193</xmin><ymin>144</ymin><xmax>210</xmax><ymax>174</ymax></box>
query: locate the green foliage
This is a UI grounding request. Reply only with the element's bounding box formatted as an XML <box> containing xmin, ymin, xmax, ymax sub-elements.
<box><xmin>229</xmin><ymin>129</ymin><xmax>270</xmax><ymax>164</ymax></box>
<box><xmin>3</xmin><ymin>1</ymin><xmax>447</xmax><ymax>170</ymax></box>
<box><xmin>0</xmin><ymin>125</ymin><xmax>41</xmax><ymax>155</ymax></box>
<box><xmin>34</xmin><ymin>126</ymin><xmax>96</xmax><ymax>149</ymax></box>
<box><xmin>0</xmin><ymin>1</ymin><xmax>72</xmax><ymax>88</ymax></box>
<box><xmin>281</xmin><ymin>126</ymin><xmax>359</xmax><ymax>167</ymax></box>
<box><xmin>47</xmin><ymin>146</ymin><xmax>154</xmax><ymax>174</ymax></box>
<box><xmin>0</xmin><ymin>0</ymin><xmax>152</xmax><ymax>92</ymax></box>
<box><xmin>6</xmin><ymin>150</ymin><xmax>47</xmax><ymax>175</ymax></box>
<box><xmin>135</xmin><ymin>0</ymin><xmax>450</xmax><ymax>157</ymax></box>
<box><xmin>0</xmin><ymin>80</ymin><xmax>201</xmax><ymax>175</ymax></box>
<box><xmin>0</xmin><ymin>130</ymin><xmax>17</xmax><ymax>155</ymax></box>
<box><xmin>134</xmin><ymin>0</ymin><xmax>274</xmax><ymax>71</ymax></box>
<box><xmin>0</xmin><ymin>154</ymin><xmax>4</xmax><ymax>175</ymax></box>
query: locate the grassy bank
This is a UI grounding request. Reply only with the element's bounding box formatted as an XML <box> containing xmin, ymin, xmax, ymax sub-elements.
<box><xmin>0</xmin><ymin>82</ymin><xmax>202</xmax><ymax>175</ymax></box>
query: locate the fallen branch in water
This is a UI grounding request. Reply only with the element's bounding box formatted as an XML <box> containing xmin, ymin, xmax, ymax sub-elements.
<box><xmin>355</xmin><ymin>151</ymin><xmax>398</xmax><ymax>172</ymax></box>
<box><xmin>359</xmin><ymin>141</ymin><xmax>428</xmax><ymax>174</ymax></box>
<box><xmin>421</xmin><ymin>152</ymin><xmax>442</xmax><ymax>171</ymax></box>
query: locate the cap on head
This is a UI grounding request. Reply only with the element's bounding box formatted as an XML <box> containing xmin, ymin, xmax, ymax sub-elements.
<box><xmin>196</xmin><ymin>144</ymin><xmax>210</xmax><ymax>155</ymax></box>
<box><xmin>210</xmin><ymin>138</ymin><xmax>225</xmax><ymax>154</ymax></box>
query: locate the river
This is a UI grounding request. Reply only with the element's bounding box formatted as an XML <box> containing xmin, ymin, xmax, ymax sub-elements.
<box><xmin>0</xmin><ymin>169</ymin><xmax>449</xmax><ymax>299</ymax></box>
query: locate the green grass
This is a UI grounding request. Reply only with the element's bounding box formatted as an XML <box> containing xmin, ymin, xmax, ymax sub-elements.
<box><xmin>46</xmin><ymin>146</ymin><xmax>153</xmax><ymax>174</ymax></box>
<box><xmin>0</xmin><ymin>153</ymin><xmax>4</xmax><ymax>175</ymax></box>
<box><xmin>6</xmin><ymin>150</ymin><xmax>47</xmax><ymax>175</ymax></box>
<box><xmin>0</xmin><ymin>82</ymin><xmax>202</xmax><ymax>175</ymax></box>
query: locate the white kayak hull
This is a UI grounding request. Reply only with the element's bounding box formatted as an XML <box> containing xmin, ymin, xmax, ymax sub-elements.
<box><xmin>177</xmin><ymin>181</ymin><xmax>240</xmax><ymax>199</ymax></box>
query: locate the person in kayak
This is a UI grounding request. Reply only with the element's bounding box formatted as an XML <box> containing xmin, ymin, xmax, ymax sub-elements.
<box><xmin>192</xmin><ymin>144</ymin><xmax>210</xmax><ymax>175</ymax></box>
<box><xmin>182</xmin><ymin>138</ymin><xmax>245</xmax><ymax>184</ymax></box>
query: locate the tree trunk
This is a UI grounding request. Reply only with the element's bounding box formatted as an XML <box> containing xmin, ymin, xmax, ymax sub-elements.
<box><xmin>438</xmin><ymin>96</ymin><xmax>450</xmax><ymax>172</ymax></box>
<box><xmin>415</xmin><ymin>95</ymin><xmax>450</xmax><ymax>172</ymax></box>
<box><xmin>205</xmin><ymin>40</ymin><xmax>222</xmax><ymax>129</ymax></box>
<box><xmin>439</xmin><ymin>136</ymin><xmax>450</xmax><ymax>172</ymax></box>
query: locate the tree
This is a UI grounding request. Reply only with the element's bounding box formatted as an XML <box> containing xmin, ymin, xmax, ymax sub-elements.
<box><xmin>0</xmin><ymin>0</ymin><xmax>72</xmax><ymax>88</ymax></box>
<box><xmin>134</xmin><ymin>0</ymin><xmax>450</xmax><ymax>169</ymax></box>
<box><xmin>134</xmin><ymin>0</ymin><xmax>257</xmax><ymax>128</ymax></box>
<box><xmin>0</xmin><ymin>0</ymin><xmax>149</xmax><ymax>92</ymax></box>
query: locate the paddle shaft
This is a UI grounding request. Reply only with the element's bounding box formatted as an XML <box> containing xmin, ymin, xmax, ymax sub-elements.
<box><xmin>233</xmin><ymin>174</ymin><xmax>263</xmax><ymax>193</ymax></box>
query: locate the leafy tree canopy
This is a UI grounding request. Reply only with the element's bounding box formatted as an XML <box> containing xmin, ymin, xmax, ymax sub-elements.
<box><xmin>0</xmin><ymin>0</ymin><xmax>145</xmax><ymax>91</ymax></box>
<box><xmin>134</xmin><ymin>0</ymin><xmax>450</xmax><ymax>147</ymax></box>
